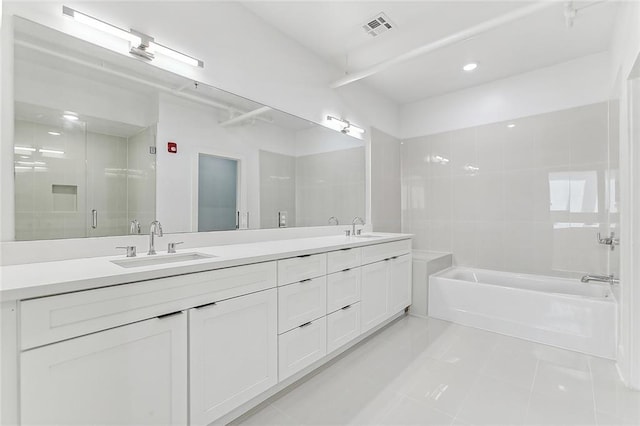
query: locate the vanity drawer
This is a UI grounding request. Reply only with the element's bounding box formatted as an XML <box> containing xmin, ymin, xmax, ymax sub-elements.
<box><xmin>20</xmin><ymin>262</ymin><xmax>277</xmax><ymax>350</ymax></box>
<box><xmin>277</xmin><ymin>253</ymin><xmax>327</xmax><ymax>286</ymax></box>
<box><xmin>327</xmin><ymin>268</ymin><xmax>361</xmax><ymax>314</ymax></box>
<box><xmin>278</xmin><ymin>276</ymin><xmax>327</xmax><ymax>334</ymax></box>
<box><xmin>278</xmin><ymin>317</ymin><xmax>327</xmax><ymax>381</ymax></box>
<box><xmin>327</xmin><ymin>303</ymin><xmax>361</xmax><ymax>354</ymax></box>
<box><xmin>361</xmin><ymin>239</ymin><xmax>411</xmax><ymax>265</ymax></box>
<box><xmin>327</xmin><ymin>248</ymin><xmax>361</xmax><ymax>274</ymax></box>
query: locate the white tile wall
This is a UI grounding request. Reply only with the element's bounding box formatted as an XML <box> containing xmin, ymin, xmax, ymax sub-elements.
<box><xmin>401</xmin><ymin>102</ymin><xmax>618</xmax><ymax>278</ymax></box>
<box><xmin>259</xmin><ymin>150</ymin><xmax>296</xmax><ymax>229</ymax></box>
<box><xmin>295</xmin><ymin>147</ymin><xmax>365</xmax><ymax>227</ymax></box>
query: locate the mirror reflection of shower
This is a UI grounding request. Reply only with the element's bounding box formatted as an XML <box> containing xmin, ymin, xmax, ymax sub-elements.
<box><xmin>14</xmin><ymin>102</ymin><xmax>156</xmax><ymax>240</ymax></box>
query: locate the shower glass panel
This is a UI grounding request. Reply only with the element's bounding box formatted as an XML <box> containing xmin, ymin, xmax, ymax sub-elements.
<box><xmin>198</xmin><ymin>154</ymin><xmax>238</xmax><ymax>232</ymax></box>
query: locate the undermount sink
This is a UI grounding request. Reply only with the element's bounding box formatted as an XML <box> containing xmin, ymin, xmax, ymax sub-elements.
<box><xmin>352</xmin><ymin>234</ymin><xmax>385</xmax><ymax>239</ymax></box>
<box><xmin>111</xmin><ymin>252</ymin><xmax>216</xmax><ymax>268</ymax></box>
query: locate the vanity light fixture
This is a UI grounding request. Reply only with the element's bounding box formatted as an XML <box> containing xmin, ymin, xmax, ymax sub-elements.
<box><xmin>63</xmin><ymin>113</ymin><xmax>79</xmax><ymax>121</ymax></box>
<box><xmin>326</xmin><ymin>115</ymin><xmax>366</xmax><ymax>135</ymax></box>
<box><xmin>63</xmin><ymin>6</ymin><xmax>142</xmax><ymax>46</ymax></box>
<box><xmin>507</xmin><ymin>123</ymin><xmax>516</xmax><ymax>128</ymax></box>
<box><xmin>48</xmin><ymin>131</ymin><xmax>62</xmax><ymax>136</ymax></box>
<box><xmin>63</xmin><ymin>6</ymin><xmax>204</xmax><ymax>68</ymax></box>
<box><xmin>463</xmin><ymin>62</ymin><xmax>478</xmax><ymax>71</ymax></box>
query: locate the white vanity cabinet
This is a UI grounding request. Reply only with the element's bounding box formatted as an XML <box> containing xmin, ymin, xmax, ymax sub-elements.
<box><xmin>360</xmin><ymin>240</ymin><xmax>412</xmax><ymax>334</ymax></box>
<box><xmin>388</xmin><ymin>254</ymin><xmax>412</xmax><ymax>314</ymax></box>
<box><xmin>189</xmin><ymin>288</ymin><xmax>277</xmax><ymax>426</ymax></box>
<box><xmin>5</xmin><ymin>235</ymin><xmax>412</xmax><ymax>426</ymax></box>
<box><xmin>20</xmin><ymin>312</ymin><xmax>188</xmax><ymax>426</ymax></box>
<box><xmin>361</xmin><ymin>260</ymin><xmax>390</xmax><ymax>333</ymax></box>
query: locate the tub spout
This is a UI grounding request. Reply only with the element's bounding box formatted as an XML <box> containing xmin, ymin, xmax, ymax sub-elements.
<box><xmin>581</xmin><ymin>274</ymin><xmax>619</xmax><ymax>285</ymax></box>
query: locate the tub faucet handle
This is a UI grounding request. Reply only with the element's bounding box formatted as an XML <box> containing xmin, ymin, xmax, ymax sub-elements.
<box><xmin>597</xmin><ymin>232</ymin><xmax>619</xmax><ymax>251</ymax></box>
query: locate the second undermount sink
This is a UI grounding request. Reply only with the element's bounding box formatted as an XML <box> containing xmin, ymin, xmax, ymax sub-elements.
<box><xmin>111</xmin><ymin>252</ymin><xmax>216</xmax><ymax>268</ymax></box>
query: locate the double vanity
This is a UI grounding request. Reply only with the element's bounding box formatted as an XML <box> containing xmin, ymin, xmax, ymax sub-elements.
<box><xmin>1</xmin><ymin>233</ymin><xmax>412</xmax><ymax>425</ymax></box>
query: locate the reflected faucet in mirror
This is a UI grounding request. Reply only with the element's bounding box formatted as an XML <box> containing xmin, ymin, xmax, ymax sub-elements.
<box><xmin>148</xmin><ymin>221</ymin><xmax>163</xmax><ymax>255</ymax></box>
<box><xmin>130</xmin><ymin>220</ymin><xmax>141</xmax><ymax>235</ymax></box>
<box><xmin>328</xmin><ymin>216</ymin><xmax>339</xmax><ymax>225</ymax></box>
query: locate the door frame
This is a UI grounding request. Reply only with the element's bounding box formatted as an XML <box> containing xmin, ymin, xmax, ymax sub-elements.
<box><xmin>191</xmin><ymin>149</ymin><xmax>246</xmax><ymax>232</ymax></box>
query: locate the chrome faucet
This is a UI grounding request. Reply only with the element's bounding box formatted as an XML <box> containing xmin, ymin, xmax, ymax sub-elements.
<box><xmin>351</xmin><ymin>216</ymin><xmax>365</xmax><ymax>236</ymax></box>
<box><xmin>581</xmin><ymin>274</ymin><xmax>619</xmax><ymax>285</ymax></box>
<box><xmin>148</xmin><ymin>220</ymin><xmax>163</xmax><ymax>255</ymax></box>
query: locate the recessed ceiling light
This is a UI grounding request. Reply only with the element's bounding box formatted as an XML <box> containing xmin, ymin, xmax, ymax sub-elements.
<box><xmin>463</xmin><ymin>63</ymin><xmax>478</xmax><ymax>72</ymax></box>
<box><xmin>48</xmin><ymin>131</ymin><xmax>62</xmax><ymax>136</ymax></box>
<box><xmin>63</xmin><ymin>114</ymin><xmax>79</xmax><ymax>121</ymax></box>
<box><xmin>507</xmin><ymin>123</ymin><xmax>516</xmax><ymax>128</ymax></box>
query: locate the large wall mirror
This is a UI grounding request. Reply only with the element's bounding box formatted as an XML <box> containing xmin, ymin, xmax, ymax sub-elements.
<box><xmin>11</xmin><ymin>16</ymin><xmax>365</xmax><ymax>241</ymax></box>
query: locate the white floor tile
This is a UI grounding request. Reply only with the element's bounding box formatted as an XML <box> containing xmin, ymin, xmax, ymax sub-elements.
<box><xmin>532</xmin><ymin>360</ymin><xmax>595</xmax><ymax>402</ymax></box>
<box><xmin>525</xmin><ymin>388</ymin><xmax>597</xmax><ymax>425</ymax></box>
<box><xmin>237</xmin><ymin>316</ymin><xmax>632</xmax><ymax>426</ymax></box>
<box><xmin>455</xmin><ymin>375</ymin><xmax>530</xmax><ymax>425</ymax></box>
<box><xmin>230</xmin><ymin>404</ymin><xmax>297</xmax><ymax>425</ymax></box>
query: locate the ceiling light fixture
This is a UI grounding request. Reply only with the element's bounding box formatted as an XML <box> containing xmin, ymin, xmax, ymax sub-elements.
<box><xmin>63</xmin><ymin>113</ymin><xmax>79</xmax><ymax>121</ymax></box>
<box><xmin>327</xmin><ymin>115</ymin><xmax>365</xmax><ymax>135</ymax></box>
<box><xmin>14</xmin><ymin>146</ymin><xmax>36</xmax><ymax>152</ymax></box>
<box><xmin>463</xmin><ymin>63</ymin><xmax>478</xmax><ymax>72</ymax></box>
<box><xmin>39</xmin><ymin>148</ymin><xmax>65</xmax><ymax>155</ymax></box>
<box><xmin>48</xmin><ymin>131</ymin><xmax>62</xmax><ymax>136</ymax></box>
<box><xmin>507</xmin><ymin>123</ymin><xmax>516</xmax><ymax>128</ymax></box>
<box><xmin>63</xmin><ymin>6</ymin><xmax>204</xmax><ymax>68</ymax></box>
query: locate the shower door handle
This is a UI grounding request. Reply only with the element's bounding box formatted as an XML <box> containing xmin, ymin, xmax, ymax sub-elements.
<box><xmin>91</xmin><ymin>209</ymin><xmax>98</xmax><ymax>229</ymax></box>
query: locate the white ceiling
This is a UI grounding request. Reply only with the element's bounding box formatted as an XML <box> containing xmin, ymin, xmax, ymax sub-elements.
<box><xmin>243</xmin><ymin>1</ymin><xmax>619</xmax><ymax>104</ymax></box>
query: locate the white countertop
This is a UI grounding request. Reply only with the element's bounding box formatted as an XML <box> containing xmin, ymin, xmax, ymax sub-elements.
<box><xmin>0</xmin><ymin>233</ymin><xmax>412</xmax><ymax>301</ymax></box>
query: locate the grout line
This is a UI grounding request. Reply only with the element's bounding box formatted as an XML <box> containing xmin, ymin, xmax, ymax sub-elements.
<box><xmin>588</xmin><ymin>358</ymin><xmax>600</xmax><ymax>425</ymax></box>
<box><xmin>523</xmin><ymin>359</ymin><xmax>540</xmax><ymax>423</ymax></box>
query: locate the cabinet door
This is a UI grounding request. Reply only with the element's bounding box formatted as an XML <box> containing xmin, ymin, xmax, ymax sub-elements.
<box><xmin>189</xmin><ymin>289</ymin><xmax>277</xmax><ymax>426</ymax></box>
<box><xmin>360</xmin><ymin>261</ymin><xmax>389</xmax><ymax>333</ymax></box>
<box><xmin>388</xmin><ymin>254</ymin><xmax>412</xmax><ymax>314</ymax></box>
<box><xmin>21</xmin><ymin>313</ymin><xmax>187</xmax><ymax>426</ymax></box>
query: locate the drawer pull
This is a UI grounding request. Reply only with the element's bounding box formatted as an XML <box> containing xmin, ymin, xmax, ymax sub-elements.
<box><xmin>299</xmin><ymin>321</ymin><xmax>312</xmax><ymax>328</ymax></box>
<box><xmin>340</xmin><ymin>248</ymin><xmax>351</xmax><ymax>251</ymax></box>
<box><xmin>341</xmin><ymin>305</ymin><xmax>352</xmax><ymax>310</ymax></box>
<box><xmin>194</xmin><ymin>301</ymin><xmax>217</xmax><ymax>309</ymax></box>
<box><xmin>298</xmin><ymin>254</ymin><xmax>312</xmax><ymax>258</ymax></box>
<box><xmin>300</xmin><ymin>278</ymin><xmax>312</xmax><ymax>283</ymax></box>
<box><xmin>342</xmin><ymin>268</ymin><xmax>351</xmax><ymax>272</ymax></box>
<box><xmin>157</xmin><ymin>311</ymin><xmax>183</xmax><ymax>319</ymax></box>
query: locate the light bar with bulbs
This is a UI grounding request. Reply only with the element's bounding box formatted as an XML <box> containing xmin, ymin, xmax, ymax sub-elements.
<box><xmin>62</xmin><ymin>6</ymin><xmax>204</xmax><ymax>68</ymax></box>
<box><xmin>327</xmin><ymin>115</ymin><xmax>365</xmax><ymax>135</ymax></box>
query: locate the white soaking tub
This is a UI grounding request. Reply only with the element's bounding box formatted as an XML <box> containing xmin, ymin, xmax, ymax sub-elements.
<box><xmin>429</xmin><ymin>267</ymin><xmax>617</xmax><ymax>359</ymax></box>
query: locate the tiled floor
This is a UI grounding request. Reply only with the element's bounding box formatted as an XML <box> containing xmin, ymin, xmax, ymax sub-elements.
<box><xmin>235</xmin><ymin>315</ymin><xmax>640</xmax><ymax>426</ymax></box>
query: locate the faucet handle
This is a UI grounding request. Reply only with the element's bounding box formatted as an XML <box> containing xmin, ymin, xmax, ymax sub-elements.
<box><xmin>116</xmin><ymin>246</ymin><xmax>137</xmax><ymax>258</ymax></box>
<box><xmin>168</xmin><ymin>241</ymin><xmax>184</xmax><ymax>254</ymax></box>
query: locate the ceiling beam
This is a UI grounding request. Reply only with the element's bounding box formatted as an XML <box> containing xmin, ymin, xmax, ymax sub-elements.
<box><xmin>218</xmin><ymin>106</ymin><xmax>272</xmax><ymax>127</ymax></box>
<box><xmin>330</xmin><ymin>1</ymin><xmax>557</xmax><ymax>89</ymax></box>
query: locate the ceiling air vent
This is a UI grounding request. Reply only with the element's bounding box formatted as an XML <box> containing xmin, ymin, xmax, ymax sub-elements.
<box><xmin>362</xmin><ymin>12</ymin><xmax>395</xmax><ymax>37</ymax></box>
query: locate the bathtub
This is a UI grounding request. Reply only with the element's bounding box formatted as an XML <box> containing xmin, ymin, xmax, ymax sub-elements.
<box><xmin>428</xmin><ymin>267</ymin><xmax>617</xmax><ymax>359</ymax></box>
